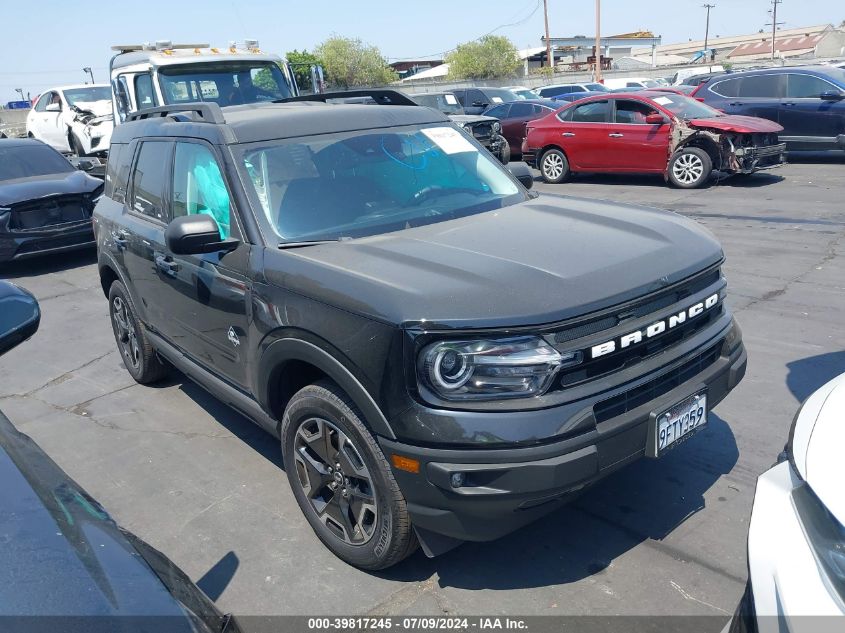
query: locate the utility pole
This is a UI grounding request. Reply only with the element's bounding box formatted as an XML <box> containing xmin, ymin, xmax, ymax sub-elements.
<box><xmin>594</xmin><ymin>0</ymin><xmax>602</xmax><ymax>82</ymax></box>
<box><xmin>15</xmin><ymin>88</ymin><xmax>24</xmax><ymax>102</ymax></box>
<box><xmin>702</xmin><ymin>4</ymin><xmax>715</xmax><ymax>64</ymax></box>
<box><xmin>768</xmin><ymin>0</ymin><xmax>783</xmax><ymax>60</ymax></box>
<box><xmin>543</xmin><ymin>0</ymin><xmax>553</xmax><ymax>69</ymax></box>
<box><xmin>83</xmin><ymin>67</ymin><xmax>94</xmax><ymax>84</ymax></box>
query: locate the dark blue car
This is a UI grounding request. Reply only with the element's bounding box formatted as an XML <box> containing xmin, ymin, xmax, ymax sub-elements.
<box><xmin>693</xmin><ymin>65</ymin><xmax>845</xmax><ymax>151</ymax></box>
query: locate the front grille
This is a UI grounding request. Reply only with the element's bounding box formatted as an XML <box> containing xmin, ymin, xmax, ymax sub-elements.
<box><xmin>593</xmin><ymin>341</ymin><xmax>723</xmax><ymax>423</ymax></box>
<box><xmin>752</xmin><ymin>143</ymin><xmax>786</xmax><ymax>158</ymax></box>
<box><xmin>10</xmin><ymin>196</ymin><xmax>91</xmax><ymax>232</ymax></box>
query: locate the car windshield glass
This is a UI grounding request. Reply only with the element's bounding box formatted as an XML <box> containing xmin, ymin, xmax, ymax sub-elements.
<box><xmin>237</xmin><ymin>125</ymin><xmax>525</xmax><ymax>242</ymax></box>
<box><xmin>649</xmin><ymin>94</ymin><xmax>722</xmax><ymax>119</ymax></box>
<box><xmin>485</xmin><ymin>89</ymin><xmax>520</xmax><ymax>103</ymax></box>
<box><xmin>63</xmin><ymin>86</ymin><xmax>111</xmax><ymax>106</ymax></box>
<box><xmin>0</xmin><ymin>145</ymin><xmax>73</xmax><ymax>181</ymax></box>
<box><xmin>412</xmin><ymin>94</ymin><xmax>463</xmax><ymax>115</ymax></box>
<box><xmin>158</xmin><ymin>61</ymin><xmax>293</xmax><ymax>106</ymax></box>
<box><xmin>584</xmin><ymin>83</ymin><xmax>610</xmax><ymax>92</ymax></box>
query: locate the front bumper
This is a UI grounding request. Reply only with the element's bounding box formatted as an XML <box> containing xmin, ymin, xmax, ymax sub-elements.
<box><xmin>743</xmin><ymin>461</ymin><xmax>845</xmax><ymax>632</ymax></box>
<box><xmin>734</xmin><ymin>143</ymin><xmax>787</xmax><ymax>173</ymax></box>
<box><xmin>0</xmin><ymin>221</ymin><xmax>94</xmax><ymax>262</ymax></box>
<box><xmin>380</xmin><ymin>333</ymin><xmax>746</xmax><ymax>546</ymax></box>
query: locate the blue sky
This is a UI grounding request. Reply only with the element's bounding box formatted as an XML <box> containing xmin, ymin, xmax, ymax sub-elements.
<box><xmin>1</xmin><ymin>0</ymin><xmax>841</xmax><ymax>101</ymax></box>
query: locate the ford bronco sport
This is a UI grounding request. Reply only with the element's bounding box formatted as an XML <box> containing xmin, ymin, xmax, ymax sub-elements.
<box><xmin>94</xmin><ymin>93</ymin><xmax>747</xmax><ymax>570</ymax></box>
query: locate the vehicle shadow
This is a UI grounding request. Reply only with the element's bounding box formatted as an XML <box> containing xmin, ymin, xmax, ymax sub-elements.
<box><xmin>785</xmin><ymin>350</ymin><xmax>845</xmax><ymax>404</ymax></box>
<box><xmin>0</xmin><ymin>247</ymin><xmax>97</xmax><ymax>279</ymax></box>
<box><xmin>711</xmin><ymin>172</ymin><xmax>785</xmax><ymax>187</ymax></box>
<box><xmin>381</xmin><ymin>413</ymin><xmax>738</xmax><ymax>590</ymax></box>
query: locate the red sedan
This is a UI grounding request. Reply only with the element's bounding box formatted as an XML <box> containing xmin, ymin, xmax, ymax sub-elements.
<box><xmin>522</xmin><ymin>91</ymin><xmax>786</xmax><ymax>188</ymax></box>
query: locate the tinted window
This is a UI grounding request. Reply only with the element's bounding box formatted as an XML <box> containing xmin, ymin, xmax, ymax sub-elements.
<box><xmin>130</xmin><ymin>141</ymin><xmax>171</xmax><ymax>221</ymax></box>
<box><xmin>614</xmin><ymin>99</ymin><xmax>658</xmax><ymax>124</ymax></box>
<box><xmin>451</xmin><ymin>89</ymin><xmax>468</xmax><ymax>106</ymax></box>
<box><xmin>584</xmin><ymin>83</ymin><xmax>609</xmax><ymax>92</ymax></box>
<box><xmin>104</xmin><ymin>144</ymin><xmax>122</xmax><ymax>199</ymax></box>
<box><xmin>533</xmin><ymin>104</ymin><xmax>554</xmax><ymax>114</ymax></box>
<box><xmin>738</xmin><ymin>74</ymin><xmax>783</xmax><ymax>98</ymax></box>
<box><xmin>33</xmin><ymin>93</ymin><xmax>51</xmax><ymax>112</ymax></box>
<box><xmin>571</xmin><ymin>100</ymin><xmax>609</xmax><ymax>123</ymax></box>
<box><xmin>509</xmin><ymin>102</ymin><xmax>534</xmax><ymax>117</ymax></box>
<box><xmin>710</xmin><ymin>77</ymin><xmax>741</xmax><ymax>97</ymax></box>
<box><xmin>0</xmin><ymin>144</ymin><xmax>73</xmax><ymax>181</ymax></box>
<box><xmin>467</xmin><ymin>89</ymin><xmax>486</xmax><ymax>106</ymax></box>
<box><xmin>484</xmin><ymin>104</ymin><xmax>510</xmax><ymax>118</ymax></box>
<box><xmin>786</xmin><ymin>74</ymin><xmax>838</xmax><ymax>98</ymax></box>
<box><xmin>134</xmin><ymin>74</ymin><xmax>158</xmax><ymax>109</ymax></box>
<box><xmin>171</xmin><ymin>143</ymin><xmax>231</xmax><ymax>239</ymax></box>
<box><xmin>483</xmin><ymin>89</ymin><xmax>519</xmax><ymax>104</ymax></box>
<box><xmin>63</xmin><ymin>86</ymin><xmax>111</xmax><ymax>106</ymax></box>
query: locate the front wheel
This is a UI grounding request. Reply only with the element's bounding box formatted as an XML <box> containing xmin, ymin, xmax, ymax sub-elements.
<box><xmin>281</xmin><ymin>380</ymin><xmax>417</xmax><ymax>570</ymax></box>
<box><xmin>493</xmin><ymin>134</ymin><xmax>510</xmax><ymax>164</ymax></box>
<box><xmin>539</xmin><ymin>148</ymin><xmax>570</xmax><ymax>184</ymax></box>
<box><xmin>668</xmin><ymin>147</ymin><xmax>712</xmax><ymax>189</ymax></box>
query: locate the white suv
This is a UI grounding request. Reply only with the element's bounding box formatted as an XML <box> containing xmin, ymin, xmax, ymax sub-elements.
<box><xmin>26</xmin><ymin>84</ymin><xmax>113</xmax><ymax>156</ymax></box>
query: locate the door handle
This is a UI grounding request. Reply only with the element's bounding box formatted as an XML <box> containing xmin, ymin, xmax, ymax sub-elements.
<box><xmin>728</xmin><ymin>102</ymin><xmax>744</xmax><ymax>106</ymax></box>
<box><xmin>112</xmin><ymin>230</ymin><xmax>129</xmax><ymax>250</ymax></box>
<box><xmin>783</xmin><ymin>102</ymin><xmax>796</xmax><ymax>106</ymax></box>
<box><xmin>608</xmin><ymin>133</ymin><xmax>624</xmax><ymax>138</ymax></box>
<box><xmin>561</xmin><ymin>132</ymin><xmax>576</xmax><ymax>137</ymax></box>
<box><xmin>154</xmin><ymin>254</ymin><xmax>180</xmax><ymax>278</ymax></box>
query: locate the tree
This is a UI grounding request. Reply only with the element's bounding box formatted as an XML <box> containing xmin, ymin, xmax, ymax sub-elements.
<box><xmin>314</xmin><ymin>36</ymin><xmax>397</xmax><ymax>88</ymax></box>
<box><xmin>445</xmin><ymin>35</ymin><xmax>521</xmax><ymax>81</ymax></box>
<box><xmin>286</xmin><ymin>49</ymin><xmax>323</xmax><ymax>90</ymax></box>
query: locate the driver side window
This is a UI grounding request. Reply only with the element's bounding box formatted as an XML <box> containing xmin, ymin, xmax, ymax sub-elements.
<box><xmin>171</xmin><ymin>142</ymin><xmax>232</xmax><ymax>239</ymax></box>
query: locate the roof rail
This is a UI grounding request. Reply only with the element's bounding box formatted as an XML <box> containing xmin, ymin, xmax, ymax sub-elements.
<box><xmin>281</xmin><ymin>89</ymin><xmax>418</xmax><ymax>107</ymax></box>
<box><xmin>125</xmin><ymin>103</ymin><xmax>225</xmax><ymax>124</ymax></box>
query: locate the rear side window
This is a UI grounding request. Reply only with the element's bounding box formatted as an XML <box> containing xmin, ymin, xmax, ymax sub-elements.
<box><xmin>509</xmin><ymin>102</ymin><xmax>533</xmax><ymax>117</ymax></box>
<box><xmin>737</xmin><ymin>74</ymin><xmax>783</xmax><ymax>98</ymax></box>
<box><xmin>709</xmin><ymin>77</ymin><xmax>741</xmax><ymax>97</ymax></box>
<box><xmin>104</xmin><ymin>144</ymin><xmax>123</xmax><ymax>199</ymax></box>
<box><xmin>484</xmin><ymin>104</ymin><xmax>510</xmax><ymax>118</ymax></box>
<box><xmin>171</xmin><ymin>142</ymin><xmax>231</xmax><ymax>239</ymax></box>
<box><xmin>570</xmin><ymin>100</ymin><xmax>609</xmax><ymax>123</ymax></box>
<box><xmin>786</xmin><ymin>74</ymin><xmax>837</xmax><ymax>98</ymax></box>
<box><xmin>130</xmin><ymin>141</ymin><xmax>171</xmax><ymax>222</ymax></box>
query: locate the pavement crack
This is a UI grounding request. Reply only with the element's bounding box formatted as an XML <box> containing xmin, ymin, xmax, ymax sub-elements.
<box><xmin>0</xmin><ymin>350</ymin><xmax>115</xmax><ymax>401</ymax></box>
<box><xmin>669</xmin><ymin>580</ymin><xmax>730</xmax><ymax>615</ymax></box>
<box><xmin>364</xmin><ymin>576</ymin><xmax>439</xmax><ymax>616</ymax></box>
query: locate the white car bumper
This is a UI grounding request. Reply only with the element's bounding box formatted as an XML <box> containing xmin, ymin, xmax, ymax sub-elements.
<box><xmin>746</xmin><ymin>460</ymin><xmax>845</xmax><ymax>632</ymax></box>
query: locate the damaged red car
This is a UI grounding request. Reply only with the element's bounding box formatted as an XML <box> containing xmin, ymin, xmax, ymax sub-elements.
<box><xmin>522</xmin><ymin>91</ymin><xmax>786</xmax><ymax>188</ymax></box>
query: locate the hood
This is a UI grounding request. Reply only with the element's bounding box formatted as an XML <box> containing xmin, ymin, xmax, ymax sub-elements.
<box><xmin>264</xmin><ymin>195</ymin><xmax>723</xmax><ymax>329</ymax></box>
<box><xmin>687</xmin><ymin>114</ymin><xmax>783</xmax><ymax>134</ymax></box>
<box><xmin>71</xmin><ymin>100</ymin><xmax>113</xmax><ymax>118</ymax></box>
<box><xmin>791</xmin><ymin>373</ymin><xmax>845</xmax><ymax>526</ymax></box>
<box><xmin>0</xmin><ymin>170</ymin><xmax>102</xmax><ymax>207</ymax></box>
<box><xmin>449</xmin><ymin>114</ymin><xmax>497</xmax><ymax>124</ymax></box>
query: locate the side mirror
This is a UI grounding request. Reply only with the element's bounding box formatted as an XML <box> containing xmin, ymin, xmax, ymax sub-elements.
<box><xmin>645</xmin><ymin>113</ymin><xmax>666</xmax><ymax>125</ymax></box>
<box><xmin>45</xmin><ymin>103</ymin><xmax>61</xmax><ymax>112</ymax></box>
<box><xmin>507</xmin><ymin>162</ymin><xmax>534</xmax><ymax>190</ymax></box>
<box><xmin>820</xmin><ymin>90</ymin><xmax>844</xmax><ymax>101</ymax></box>
<box><xmin>0</xmin><ymin>282</ymin><xmax>40</xmax><ymax>357</ymax></box>
<box><xmin>164</xmin><ymin>215</ymin><xmax>238</xmax><ymax>255</ymax></box>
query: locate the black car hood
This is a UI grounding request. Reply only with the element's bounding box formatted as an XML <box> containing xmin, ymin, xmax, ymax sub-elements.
<box><xmin>265</xmin><ymin>194</ymin><xmax>724</xmax><ymax>329</ymax></box>
<box><xmin>0</xmin><ymin>171</ymin><xmax>101</xmax><ymax>207</ymax></box>
<box><xmin>0</xmin><ymin>412</ymin><xmax>232</xmax><ymax>631</ymax></box>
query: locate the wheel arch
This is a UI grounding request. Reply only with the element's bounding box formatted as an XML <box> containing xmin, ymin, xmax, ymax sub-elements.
<box><xmin>675</xmin><ymin>133</ymin><xmax>721</xmax><ymax>168</ymax></box>
<box><xmin>257</xmin><ymin>335</ymin><xmax>396</xmax><ymax>440</ymax></box>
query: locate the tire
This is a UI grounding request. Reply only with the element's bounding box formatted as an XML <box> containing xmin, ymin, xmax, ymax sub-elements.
<box><xmin>539</xmin><ymin>148</ymin><xmax>570</xmax><ymax>184</ymax></box>
<box><xmin>281</xmin><ymin>380</ymin><xmax>417</xmax><ymax>570</ymax></box>
<box><xmin>493</xmin><ymin>135</ymin><xmax>510</xmax><ymax>165</ymax></box>
<box><xmin>668</xmin><ymin>147</ymin><xmax>712</xmax><ymax>189</ymax></box>
<box><xmin>69</xmin><ymin>132</ymin><xmax>86</xmax><ymax>157</ymax></box>
<box><xmin>108</xmin><ymin>280</ymin><xmax>168</xmax><ymax>384</ymax></box>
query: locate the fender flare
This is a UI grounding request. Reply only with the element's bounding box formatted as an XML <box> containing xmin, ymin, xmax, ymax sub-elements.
<box><xmin>256</xmin><ymin>336</ymin><xmax>396</xmax><ymax>440</ymax></box>
<box><xmin>98</xmin><ymin>251</ymin><xmax>149</xmax><ymax>323</ymax></box>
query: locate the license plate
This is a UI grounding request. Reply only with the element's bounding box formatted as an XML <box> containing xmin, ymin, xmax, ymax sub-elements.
<box><xmin>649</xmin><ymin>392</ymin><xmax>707</xmax><ymax>457</ymax></box>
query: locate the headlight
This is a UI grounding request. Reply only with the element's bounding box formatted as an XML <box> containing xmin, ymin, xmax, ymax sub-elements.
<box><xmin>417</xmin><ymin>336</ymin><xmax>581</xmax><ymax>401</ymax></box>
<box><xmin>792</xmin><ymin>482</ymin><xmax>845</xmax><ymax>601</ymax></box>
<box><xmin>492</xmin><ymin>121</ymin><xmax>501</xmax><ymax>133</ymax></box>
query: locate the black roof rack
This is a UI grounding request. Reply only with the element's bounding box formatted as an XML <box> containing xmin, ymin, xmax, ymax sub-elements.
<box><xmin>126</xmin><ymin>103</ymin><xmax>226</xmax><ymax>124</ymax></box>
<box><xmin>281</xmin><ymin>89</ymin><xmax>418</xmax><ymax>107</ymax></box>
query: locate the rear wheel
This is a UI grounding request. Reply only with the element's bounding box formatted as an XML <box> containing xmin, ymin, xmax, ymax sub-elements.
<box><xmin>281</xmin><ymin>380</ymin><xmax>417</xmax><ymax>570</ymax></box>
<box><xmin>539</xmin><ymin>148</ymin><xmax>570</xmax><ymax>184</ymax></box>
<box><xmin>668</xmin><ymin>147</ymin><xmax>712</xmax><ymax>189</ymax></box>
<box><xmin>108</xmin><ymin>281</ymin><xmax>168</xmax><ymax>384</ymax></box>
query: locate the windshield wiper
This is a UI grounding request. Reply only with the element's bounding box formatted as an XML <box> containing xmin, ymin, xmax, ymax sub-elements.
<box><xmin>278</xmin><ymin>238</ymin><xmax>351</xmax><ymax>249</ymax></box>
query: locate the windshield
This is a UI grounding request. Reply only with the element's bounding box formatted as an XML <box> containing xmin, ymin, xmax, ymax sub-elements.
<box><xmin>412</xmin><ymin>93</ymin><xmax>464</xmax><ymax>115</ymax></box>
<box><xmin>649</xmin><ymin>93</ymin><xmax>723</xmax><ymax>119</ymax></box>
<box><xmin>158</xmin><ymin>61</ymin><xmax>293</xmax><ymax>107</ymax></box>
<box><xmin>237</xmin><ymin>125</ymin><xmax>525</xmax><ymax>242</ymax></box>
<box><xmin>584</xmin><ymin>83</ymin><xmax>610</xmax><ymax>92</ymax></box>
<box><xmin>485</xmin><ymin>88</ymin><xmax>520</xmax><ymax>103</ymax></box>
<box><xmin>63</xmin><ymin>86</ymin><xmax>111</xmax><ymax>105</ymax></box>
<box><xmin>513</xmin><ymin>89</ymin><xmax>538</xmax><ymax>100</ymax></box>
<box><xmin>0</xmin><ymin>145</ymin><xmax>73</xmax><ymax>181</ymax></box>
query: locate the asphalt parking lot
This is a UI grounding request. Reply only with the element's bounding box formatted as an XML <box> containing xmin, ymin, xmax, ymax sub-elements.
<box><xmin>1</xmin><ymin>155</ymin><xmax>844</xmax><ymax>626</ymax></box>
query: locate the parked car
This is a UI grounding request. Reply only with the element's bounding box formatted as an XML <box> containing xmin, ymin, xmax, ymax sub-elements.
<box><xmin>522</xmin><ymin>91</ymin><xmax>785</xmax><ymax>188</ymax></box>
<box><xmin>0</xmin><ymin>280</ymin><xmax>241</xmax><ymax>632</ymax></box>
<box><xmin>25</xmin><ymin>84</ymin><xmax>113</xmax><ymax>156</ymax></box>
<box><xmin>504</xmin><ymin>86</ymin><xmax>540</xmax><ymax>100</ymax></box>
<box><xmin>409</xmin><ymin>91</ymin><xmax>510</xmax><ymax>163</ymax></box>
<box><xmin>692</xmin><ymin>65</ymin><xmax>845</xmax><ymax>151</ymax></box>
<box><xmin>483</xmin><ymin>99</ymin><xmax>560</xmax><ymax>158</ymax></box>
<box><xmin>537</xmin><ymin>82</ymin><xmax>609</xmax><ymax>98</ymax></box>
<box><xmin>551</xmin><ymin>90</ymin><xmax>609</xmax><ymax>103</ymax></box>
<box><xmin>451</xmin><ymin>87</ymin><xmax>520</xmax><ymax>115</ymax></box>
<box><xmin>650</xmin><ymin>85</ymin><xmax>698</xmax><ymax>96</ymax></box>
<box><xmin>0</xmin><ymin>138</ymin><xmax>102</xmax><ymax>262</ymax></box>
<box><xmin>730</xmin><ymin>373</ymin><xmax>845</xmax><ymax>632</ymax></box>
<box><xmin>95</xmin><ymin>95</ymin><xmax>745</xmax><ymax>570</ymax></box>
<box><xmin>671</xmin><ymin>65</ymin><xmax>725</xmax><ymax>86</ymax></box>
<box><xmin>603</xmin><ymin>77</ymin><xmax>662</xmax><ymax>90</ymax></box>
